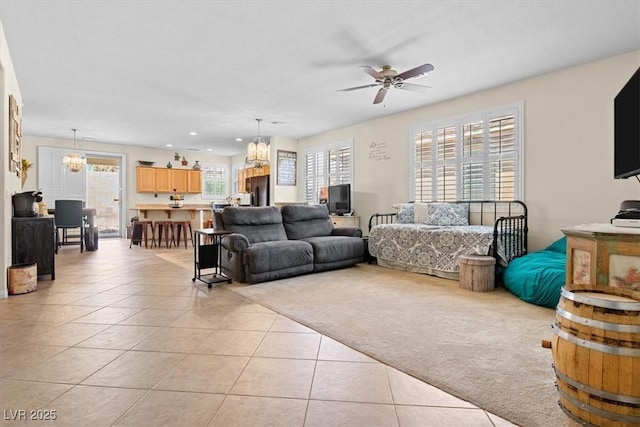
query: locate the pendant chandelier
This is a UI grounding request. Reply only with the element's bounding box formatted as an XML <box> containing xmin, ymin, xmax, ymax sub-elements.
<box><xmin>246</xmin><ymin>118</ymin><xmax>269</xmax><ymax>168</ymax></box>
<box><xmin>62</xmin><ymin>128</ymin><xmax>86</xmax><ymax>172</ymax></box>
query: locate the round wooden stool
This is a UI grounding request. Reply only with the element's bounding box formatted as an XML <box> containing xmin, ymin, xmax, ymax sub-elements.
<box><xmin>172</xmin><ymin>220</ymin><xmax>193</xmax><ymax>249</ymax></box>
<box><xmin>458</xmin><ymin>254</ymin><xmax>496</xmax><ymax>292</ymax></box>
<box><xmin>154</xmin><ymin>221</ymin><xmax>174</xmax><ymax>248</ymax></box>
<box><xmin>129</xmin><ymin>220</ymin><xmax>154</xmax><ymax>248</ymax></box>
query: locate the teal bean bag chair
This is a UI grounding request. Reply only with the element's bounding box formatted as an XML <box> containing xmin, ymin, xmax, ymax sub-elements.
<box><xmin>502</xmin><ymin>237</ymin><xmax>566</xmax><ymax>308</ymax></box>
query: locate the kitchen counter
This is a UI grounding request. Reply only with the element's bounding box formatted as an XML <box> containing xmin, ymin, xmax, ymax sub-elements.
<box><xmin>134</xmin><ymin>204</ymin><xmax>212</xmax><ymax>219</ymax></box>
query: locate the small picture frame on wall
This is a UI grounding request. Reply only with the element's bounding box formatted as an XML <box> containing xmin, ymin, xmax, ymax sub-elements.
<box><xmin>8</xmin><ymin>94</ymin><xmax>22</xmax><ymax>176</ymax></box>
<box><xmin>277</xmin><ymin>150</ymin><xmax>297</xmax><ymax>186</ymax></box>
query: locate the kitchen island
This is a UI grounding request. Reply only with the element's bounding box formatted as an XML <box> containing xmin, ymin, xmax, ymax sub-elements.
<box><xmin>134</xmin><ymin>204</ymin><xmax>212</xmax><ymax>228</ymax></box>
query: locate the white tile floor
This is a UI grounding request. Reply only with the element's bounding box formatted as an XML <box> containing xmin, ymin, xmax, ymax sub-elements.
<box><xmin>0</xmin><ymin>239</ymin><xmax>516</xmax><ymax>426</ymax></box>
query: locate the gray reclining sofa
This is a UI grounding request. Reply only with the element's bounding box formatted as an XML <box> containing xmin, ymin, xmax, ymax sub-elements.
<box><xmin>219</xmin><ymin>204</ymin><xmax>364</xmax><ymax>284</ymax></box>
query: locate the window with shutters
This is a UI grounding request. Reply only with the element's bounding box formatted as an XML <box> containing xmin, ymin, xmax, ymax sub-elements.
<box><xmin>202</xmin><ymin>163</ymin><xmax>228</xmax><ymax>199</ymax></box>
<box><xmin>302</xmin><ymin>139</ymin><xmax>353</xmax><ymax>204</ymax></box>
<box><xmin>410</xmin><ymin>103</ymin><xmax>522</xmax><ymax>202</ymax></box>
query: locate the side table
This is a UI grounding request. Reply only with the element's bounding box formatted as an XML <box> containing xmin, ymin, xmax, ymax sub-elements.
<box><xmin>192</xmin><ymin>228</ymin><xmax>232</xmax><ymax>288</ymax></box>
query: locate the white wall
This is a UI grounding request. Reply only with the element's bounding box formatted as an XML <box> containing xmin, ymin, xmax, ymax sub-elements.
<box><xmin>298</xmin><ymin>51</ymin><xmax>640</xmax><ymax>251</ymax></box>
<box><xmin>0</xmin><ymin>22</ymin><xmax>22</xmax><ymax>298</ymax></box>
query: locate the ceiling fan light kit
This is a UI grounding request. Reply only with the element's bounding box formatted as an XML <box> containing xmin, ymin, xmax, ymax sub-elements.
<box><xmin>338</xmin><ymin>62</ymin><xmax>434</xmax><ymax>104</ymax></box>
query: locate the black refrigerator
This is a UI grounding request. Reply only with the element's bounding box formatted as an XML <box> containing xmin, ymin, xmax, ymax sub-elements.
<box><xmin>248</xmin><ymin>175</ymin><xmax>270</xmax><ymax>206</ymax></box>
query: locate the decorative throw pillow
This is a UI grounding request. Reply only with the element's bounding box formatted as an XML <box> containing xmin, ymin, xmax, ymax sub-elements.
<box><xmin>426</xmin><ymin>203</ymin><xmax>469</xmax><ymax>226</ymax></box>
<box><xmin>395</xmin><ymin>203</ymin><xmax>414</xmax><ymax>223</ymax></box>
<box><xmin>413</xmin><ymin>202</ymin><xmax>430</xmax><ymax>224</ymax></box>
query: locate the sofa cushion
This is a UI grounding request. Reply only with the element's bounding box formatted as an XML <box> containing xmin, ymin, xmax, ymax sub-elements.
<box><xmin>281</xmin><ymin>204</ymin><xmax>334</xmax><ymax>240</ymax></box>
<box><xmin>304</xmin><ymin>236</ymin><xmax>364</xmax><ymax>271</ymax></box>
<box><xmin>221</xmin><ymin>206</ymin><xmax>288</xmax><ymax>243</ymax></box>
<box><xmin>244</xmin><ymin>240</ymin><xmax>314</xmax><ymax>274</ymax></box>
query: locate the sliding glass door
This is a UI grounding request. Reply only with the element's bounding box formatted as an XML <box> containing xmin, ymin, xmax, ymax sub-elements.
<box><xmin>38</xmin><ymin>146</ymin><xmax>126</xmax><ymax>238</ymax></box>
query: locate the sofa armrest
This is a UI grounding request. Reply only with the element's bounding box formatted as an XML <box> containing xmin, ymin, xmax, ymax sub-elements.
<box><xmin>331</xmin><ymin>227</ymin><xmax>363</xmax><ymax>238</ymax></box>
<box><xmin>221</xmin><ymin>233</ymin><xmax>250</xmax><ymax>252</ymax></box>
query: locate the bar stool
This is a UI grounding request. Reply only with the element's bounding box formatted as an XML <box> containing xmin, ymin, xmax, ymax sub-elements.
<box><xmin>129</xmin><ymin>220</ymin><xmax>154</xmax><ymax>248</ymax></box>
<box><xmin>154</xmin><ymin>221</ymin><xmax>174</xmax><ymax>248</ymax></box>
<box><xmin>172</xmin><ymin>220</ymin><xmax>193</xmax><ymax>249</ymax></box>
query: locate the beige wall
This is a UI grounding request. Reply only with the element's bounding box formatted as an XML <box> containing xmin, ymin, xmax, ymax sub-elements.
<box><xmin>298</xmin><ymin>51</ymin><xmax>640</xmax><ymax>251</ymax></box>
<box><xmin>1</xmin><ymin>22</ymin><xmax>22</xmax><ymax>298</ymax></box>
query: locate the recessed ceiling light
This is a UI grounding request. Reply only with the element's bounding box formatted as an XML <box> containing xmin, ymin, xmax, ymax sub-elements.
<box><xmin>189</xmin><ymin>131</ymin><xmax>197</xmax><ymax>136</ymax></box>
<box><xmin>235</xmin><ymin>138</ymin><xmax>243</xmax><ymax>142</ymax></box>
<box><xmin>206</xmin><ymin>148</ymin><xmax>213</xmax><ymax>152</ymax></box>
<box><xmin>166</xmin><ymin>144</ymin><xmax>173</xmax><ymax>147</ymax></box>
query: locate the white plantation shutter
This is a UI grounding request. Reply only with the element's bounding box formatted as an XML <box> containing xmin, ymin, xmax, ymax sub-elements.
<box><xmin>410</xmin><ymin>103</ymin><xmax>522</xmax><ymax>202</ymax></box>
<box><xmin>302</xmin><ymin>139</ymin><xmax>353</xmax><ymax>204</ymax></box>
<box><xmin>414</xmin><ymin>131</ymin><xmax>434</xmax><ymax>202</ymax></box>
<box><xmin>488</xmin><ymin>115</ymin><xmax>516</xmax><ymax>200</ymax></box>
<box><xmin>202</xmin><ymin>164</ymin><xmax>227</xmax><ymax>199</ymax></box>
<box><xmin>328</xmin><ymin>146</ymin><xmax>351</xmax><ymax>185</ymax></box>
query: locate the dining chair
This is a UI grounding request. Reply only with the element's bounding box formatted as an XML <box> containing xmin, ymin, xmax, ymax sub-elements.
<box><xmin>54</xmin><ymin>200</ymin><xmax>85</xmax><ymax>253</ymax></box>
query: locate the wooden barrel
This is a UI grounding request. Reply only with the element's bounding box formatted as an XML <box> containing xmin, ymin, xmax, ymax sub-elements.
<box><xmin>551</xmin><ymin>284</ymin><xmax>640</xmax><ymax>427</ymax></box>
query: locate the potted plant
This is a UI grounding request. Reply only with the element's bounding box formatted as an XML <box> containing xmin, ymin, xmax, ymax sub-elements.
<box><xmin>20</xmin><ymin>158</ymin><xmax>33</xmax><ymax>188</ymax></box>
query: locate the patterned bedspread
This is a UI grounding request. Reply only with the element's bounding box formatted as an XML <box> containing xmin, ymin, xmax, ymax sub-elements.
<box><xmin>368</xmin><ymin>223</ymin><xmax>495</xmax><ymax>280</ymax></box>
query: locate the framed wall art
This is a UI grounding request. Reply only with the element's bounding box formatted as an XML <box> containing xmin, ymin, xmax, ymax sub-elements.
<box><xmin>8</xmin><ymin>94</ymin><xmax>22</xmax><ymax>177</ymax></box>
<box><xmin>277</xmin><ymin>150</ymin><xmax>297</xmax><ymax>186</ymax></box>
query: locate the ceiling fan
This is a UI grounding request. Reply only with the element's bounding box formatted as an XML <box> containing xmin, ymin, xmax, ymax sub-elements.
<box><xmin>338</xmin><ymin>63</ymin><xmax>434</xmax><ymax>104</ymax></box>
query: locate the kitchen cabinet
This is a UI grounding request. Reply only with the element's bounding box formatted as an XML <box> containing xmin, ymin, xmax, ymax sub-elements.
<box><xmin>136</xmin><ymin>167</ymin><xmax>202</xmax><ymax>193</ymax></box>
<box><xmin>155</xmin><ymin>168</ymin><xmax>172</xmax><ymax>192</ymax></box>
<box><xmin>136</xmin><ymin>167</ymin><xmax>156</xmax><ymax>192</ymax></box>
<box><xmin>172</xmin><ymin>169</ymin><xmax>188</xmax><ymax>193</ymax></box>
<box><xmin>188</xmin><ymin>170</ymin><xmax>202</xmax><ymax>193</ymax></box>
<box><xmin>237</xmin><ymin>166</ymin><xmax>270</xmax><ymax>193</ymax></box>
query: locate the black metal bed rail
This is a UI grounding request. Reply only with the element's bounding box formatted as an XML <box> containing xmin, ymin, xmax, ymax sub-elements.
<box><xmin>492</xmin><ymin>214</ymin><xmax>528</xmax><ymax>262</ymax></box>
<box><xmin>368</xmin><ymin>212</ymin><xmax>397</xmax><ymax>232</ymax></box>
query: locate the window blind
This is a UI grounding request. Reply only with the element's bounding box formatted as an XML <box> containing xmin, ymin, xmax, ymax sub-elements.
<box><xmin>410</xmin><ymin>103</ymin><xmax>522</xmax><ymax>202</ymax></box>
<box><xmin>302</xmin><ymin>139</ymin><xmax>353</xmax><ymax>204</ymax></box>
<box><xmin>202</xmin><ymin>164</ymin><xmax>227</xmax><ymax>199</ymax></box>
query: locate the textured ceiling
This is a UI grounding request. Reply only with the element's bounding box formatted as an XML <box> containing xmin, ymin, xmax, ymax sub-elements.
<box><xmin>1</xmin><ymin>0</ymin><xmax>639</xmax><ymax>156</ymax></box>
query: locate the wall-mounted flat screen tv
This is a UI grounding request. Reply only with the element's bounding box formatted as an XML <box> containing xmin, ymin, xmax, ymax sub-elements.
<box><xmin>328</xmin><ymin>183</ymin><xmax>351</xmax><ymax>215</ymax></box>
<box><xmin>614</xmin><ymin>67</ymin><xmax>640</xmax><ymax>179</ymax></box>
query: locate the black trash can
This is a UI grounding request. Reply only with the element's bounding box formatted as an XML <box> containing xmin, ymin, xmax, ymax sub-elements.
<box><xmin>85</xmin><ymin>227</ymin><xmax>99</xmax><ymax>251</ymax></box>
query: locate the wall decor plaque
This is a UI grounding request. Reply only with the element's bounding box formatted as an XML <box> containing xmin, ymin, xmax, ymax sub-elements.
<box><xmin>8</xmin><ymin>94</ymin><xmax>22</xmax><ymax>176</ymax></box>
<box><xmin>277</xmin><ymin>150</ymin><xmax>297</xmax><ymax>186</ymax></box>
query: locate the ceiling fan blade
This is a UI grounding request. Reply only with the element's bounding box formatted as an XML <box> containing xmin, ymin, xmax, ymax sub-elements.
<box><xmin>395</xmin><ymin>82</ymin><xmax>431</xmax><ymax>93</ymax></box>
<box><xmin>337</xmin><ymin>83</ymin><xmax>380</xmax><ymax>92</ymax></box>
<box><xmin>396</xmin><ymin>63</ymin><xmax>435</xmax><ymax>80</ymax></box>
<box><xmin>361</xmin><ymin>66</ymin><xmax>384</xmax><ymax>80</ymax></box>
<box><xmin>373</xmin><ymin>88</ymin><xmax>387</xmax><ymax>104</ymax></box>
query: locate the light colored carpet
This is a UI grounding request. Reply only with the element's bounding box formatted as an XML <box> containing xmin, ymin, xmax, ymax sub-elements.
<box><xmin>226</xmin><ymin>264</ymin><xmax>573</xmax><ymax>427</ymax></box>
<box><xmin>156</xmin><ymin>250</ymin><xmax>572</xmax><ymax>426</ymax></box>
